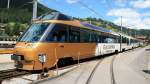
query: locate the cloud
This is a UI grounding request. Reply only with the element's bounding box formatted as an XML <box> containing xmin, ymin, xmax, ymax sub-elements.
<box><xmin>115</xmin><ymin>0</ymin><xmax>126</xmax><ymax>3</ymax></box>
<box><xmin>66</xmin><ymin>0</ymin><xmax>79</xmax><ymax>4</ymax></box>
<box><xmin>38</xmin><ymin>0</ymin><xmax>44</xmax><ymax>2</ymax></box>
<box><xmin>130</xmin><ymin>0</ymin><xmax>150</xmax><ymax>8</ymax></box>
<box><xmin>114</xmin><ymin>0</ymin><xmax>128</xmax><ymax>7</ymax></box>
<box><xmin>143</xmin><ymin>18</ymin><xmax>150</xmax><ymax>25</ymax></box>
<box><xmin>142</xmin><ymin>12</ymin><xmax>150</xmax><ymax>17</ymax></box>
<box><xmin>113</xmin><ymin>17</ymin><xmax>149</xmax><ymax>29</ymax></box>
<box><xmin>107</xmin><ymin>8</ymin><xmax>140</xmax><ymax>18</ymax></box>
<box><xmin>107</xmin><ymin>8</ymin><xmax>150</xmax><ymax>29</ymax></box>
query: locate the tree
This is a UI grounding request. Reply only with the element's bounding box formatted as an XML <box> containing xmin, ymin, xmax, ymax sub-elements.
<box><xmin>5</xmin><ymin>22</ymin><xmax>15</xmax><ymax>36</ymax></box>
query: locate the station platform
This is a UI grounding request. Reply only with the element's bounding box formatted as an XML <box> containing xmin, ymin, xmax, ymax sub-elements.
<box><xmin>0</xmin><ymin>54</ymin><xmax>14</xmax><ymax>70</ymax></box>
<box><xmin>0</xmin><ymin>54</ymin><xmax>13</xmax><ymax>63</ymax></box>
<box><xmin>36</xmin><ymin>46</ymin><xmax>150</xmax><ymax>84</ymax></box>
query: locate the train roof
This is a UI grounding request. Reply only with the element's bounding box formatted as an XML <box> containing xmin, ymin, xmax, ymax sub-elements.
<box><xmin>34</xmin><ymin>12</ymin><xmax>121</xmax><ymax>36</ymax></box>
<box><xmin>80</xmin><ymin>22</ymin><xmax>111</xmax><ymax>33</ymax></box>
<box><xmin>35</xmin><ymin>12</ymin><xmax>141</xmax><ymax>40</ymax></box>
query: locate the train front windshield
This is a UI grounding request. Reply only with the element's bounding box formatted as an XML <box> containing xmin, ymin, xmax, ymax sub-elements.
<box><xmin>18</xmin><ymin>23</ymin><xmax>50</xmax><ymax>42</ymax></box>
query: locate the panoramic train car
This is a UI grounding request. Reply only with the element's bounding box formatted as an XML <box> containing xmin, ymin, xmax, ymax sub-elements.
<box><xmin>120</xmin><ymin>34</ymin><xmax>133</xmax><ymax>50</ymax></box>
<box><xmin>11</xmin><ymin>12</ymin><xmax>140</xmax><ymax>71</ymax></box>
<box><xmin>119</xmin><ymin>33</ymin><xmax>142</xmax><ymax>51</ymax></box>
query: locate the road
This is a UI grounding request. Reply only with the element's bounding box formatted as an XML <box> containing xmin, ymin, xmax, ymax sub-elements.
<box><xmin>35</xmin><ymin>45</ymin><xmax>150</xmax><ymax>84</ymax></box>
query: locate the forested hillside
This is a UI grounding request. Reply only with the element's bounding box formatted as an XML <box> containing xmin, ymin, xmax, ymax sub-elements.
<box><xmin>0</xmin><ymin>0</ymin><xmax>55</xmax><ymax>36</ymax></box>
<box><xmin>76</xmin><ymin>17</ymin><xmax>150</xmax><ymax>39</ymax></box>
<box><xmin>0</xmin><ymin>0</ymin><xmax>149</xmax><ymax>40</ymax></box>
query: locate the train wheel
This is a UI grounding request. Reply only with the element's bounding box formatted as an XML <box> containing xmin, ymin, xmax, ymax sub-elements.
<box><xmin>57</xmin><ymin>57</ymin><xmax>73</xmax><ymax>67</ymax></box>
<box><xmin>115</xmin><ymin>50</ymin><xmax>118</xmax><ymax>54</ymax></box>
<box><xmin>122</xmin><ymin>48</ymin><xmax>125</xmax><ymax>52</ymax></box>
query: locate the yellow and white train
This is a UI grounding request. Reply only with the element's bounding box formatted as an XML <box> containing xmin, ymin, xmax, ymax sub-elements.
<box><xmin>10</xmin><ymin>12</ymin><xmax>142</xmax><ymax>71</ymax></box>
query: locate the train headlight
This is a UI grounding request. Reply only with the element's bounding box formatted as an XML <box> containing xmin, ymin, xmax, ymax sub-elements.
<box><xmin>38</xmin><ymin>54</ymin><xmax>46</xmax><ymax>63</ymax></box>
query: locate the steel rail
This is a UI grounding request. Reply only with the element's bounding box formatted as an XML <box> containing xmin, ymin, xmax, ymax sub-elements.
<box><xmin>0</xmin><ymin>69</ymin><xmax>30</xmax><ymax>84</ymax></box>
<box><xmin>86</xmin><ymin>58</ymin><xmax>104</xmax><ymax>84</ymax></box>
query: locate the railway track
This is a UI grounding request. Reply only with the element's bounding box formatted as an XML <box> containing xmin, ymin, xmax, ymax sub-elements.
<box><xmin>84</xmin><ymin>54</ymin><xmax>117</xmax><ymax>84</ymax></box>
<box><xmin>109</xmin><ymin>48</ymin><xmax>138</xmax><ymax>84</ymax></box>
<box><xmin>86</xmin><ymin>58</ymin><xmax>104</xmax><ymax>84</ymax></box>
<box><xmin>110</xmin><ymin>55</ymin><xmax>117</xmax><ymax>84</ymax></box>
<box><xmin>0</xmin><ymin>69</ymin><xmax>30</xmax><ymax>84</ymax></box>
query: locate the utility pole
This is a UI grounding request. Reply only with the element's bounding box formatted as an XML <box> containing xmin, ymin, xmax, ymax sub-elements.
<box><xmin>121</xmin><ymin>16</ymin><xmax>123</xmax><ymax>33</ymax></box>
<box><xmin>7</xmin><ymin>0</ymin><xmax>10</xmax><ymax>8</ymax></box>
<box><xmin>33</xmin><ymin>0</ymin><xmax>37</xmax><ymax>20</ymax></box>
<box><xmin>135</xmin><ymin>30</ymin><xmax>136</xmax><ymax>38</ymax></box>
<box><xmin>129</xmin><ymin>28</ymin><xmax>131</xmax><ymax>36</ymax></box>
<box><xmin>120</xmin><ymin>16</ymin><xmax>122</xmax><ymax>51</ymax></box>
<box><xmin>90</xmin><ymin>18</ymin><xmax>92</xmax><ymax>24</ymax></box>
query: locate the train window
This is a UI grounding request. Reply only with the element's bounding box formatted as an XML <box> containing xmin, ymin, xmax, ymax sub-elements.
<box><xmin>131</xmin><ymin>39</ymin><xmax>133</xmax><ymax>44</ymax></box>
<box><xmin>113</xmin><ymin>36</ymin><xmax>117</xmax><ymax>43</ymax></box>
<box><xmin>44</xmin><ymin>24</ymin><xmax>68</xmax><ymax>42</ymax></box>
<box><xmin>101</xmin><ymin>34</ymin><xmax>117</xmax><ymax>43</ymax></box>
<box><xmin>58</xmin><ymin>14</ymin><xmax>72</xmax><ymax>20</ymax></box>
<box><xmin>42</xmin><ymin>13</ymin><xmax>56</xmax><ymax>20</ymax></box>
<box><xmin>127</xmin><ymin>38</ymin><xmax>130</xmax><ymax>45</ymax></box>
<box><xmin>122</xmin><ymin>37</ymin><xmax>126</xmax><ymax>43</ymax></box>
<box><xmin>95</xmin><ymin>33</ymin><xmax>100</xmax><ymax>43</ymax></box>
<box><xmin>91</xmin><ymin>32</ymin><xmax>98</xmax><ymax>42</ymax></box>
<box><xmin>104</xmin><ymin>38</ymin><xmax>112</xmax><ymax>43</ymax></box>
<box><xmin>19</xmin><ymin>23</ymin><xmax>49</xmax><ymax>42</ymax></box>
<box><xmin>96</xmin><ymin>34</ymin><xmax>100</xmax><ymax>43</ymax></box>
<box><xmin>69</xmin><ymin>27</ymin><xmax>80</xmax><ymax>43</ymax></box>
<box><xmin>113</xmin><ymin>36</ymin><xmax>119</xmax><ymax>43</ymax></box>
<box><xmin>80</xmin><ymin>29</ymin><xmax>90</xmax><ymax>43</ymax></box>
<box><xmin>96</xmin><ymin>34</ymin><xmax>101</xmax><ymax>43</ymax></box>
<box><xmin>102</xmin><ymin>36</ymin><xmax>106</xmax><ymax>43</ymax></box>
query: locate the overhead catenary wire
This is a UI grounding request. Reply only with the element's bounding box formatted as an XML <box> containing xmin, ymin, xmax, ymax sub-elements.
<box><xmin>48</xmin><ymin>0</ymin><xmax>77</xmax><ymax>16</ymax></box>
<box><xmin>105</xmin><ymin>0</ymin><xmax>113</xmax><ymax>27</ymax></box>
<box><xmin>105</xmin><ymin>0</ymin><xmax>113</xmax><ymax>9</ymax></box>
<box><xmin>77</xmin><ymin>1</ymin><xmax>105</xmax><ymax>19</ymax></box>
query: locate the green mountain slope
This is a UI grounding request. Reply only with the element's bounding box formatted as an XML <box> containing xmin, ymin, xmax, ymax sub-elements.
<box><xmin>0</xmin><ymin>0</ymin><xmax>55</xmax><ymax>36</ymax></box>
<box><xmin>76</xmin><ymin>17</ymin><xmax>150</xmax><ymax>39</ymax></box>
<box><xmin>0</xmin><ymin>0</ymin><xmax>149</xmax><ymax>40</ymax></box>
<box><xmin>0</xmin><ymin>0</ymin><xmax>55</xmax><ymax>23</ymax></box>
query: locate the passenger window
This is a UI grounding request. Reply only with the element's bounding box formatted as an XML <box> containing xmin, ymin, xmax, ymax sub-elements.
<box><xmin>69</xmin><ymin>28</ymin><xmax>80</xmax><ymax>43</ymax></box>
<box><xmin>102</xmin><ymin>36</ymin><xmax>106</xmax><ymax>43</ymax></box>
<box><xmin>122</xmin><ymin>37</ymin><xmax>126</xmax><ymax>43</ymax></box>
<box><xmin>91</xmin><ymin>33</ymin><xmax>97</xmax><ymax>42</ymax></box>
<box><xmin>45</xmin><ymin>24</ymin><xmax>68</xmax><ymax>42</ymax></box>
<box><xmin>95</xmin><ymin>33</ymin><xmax>101</xmax><ymax>43</ymax></box>
<box><xmin>80</xmin><ymin>29</ymin><xmax>90</xmax><ymax>43</ymax></box>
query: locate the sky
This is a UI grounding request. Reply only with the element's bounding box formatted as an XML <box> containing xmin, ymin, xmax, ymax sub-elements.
<box><xmin>38</xmin><ymin>0</ymin><xmax>150</xmax><ymax>30</ymax></box>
